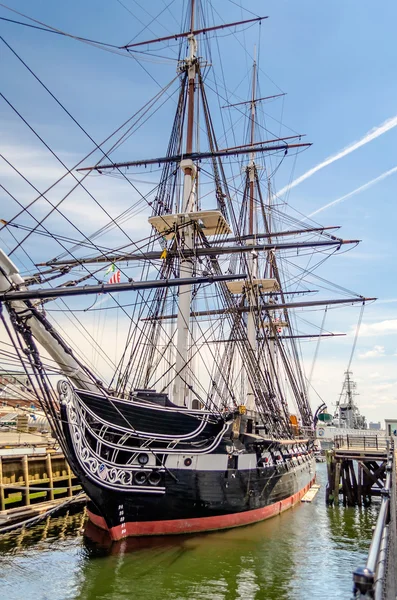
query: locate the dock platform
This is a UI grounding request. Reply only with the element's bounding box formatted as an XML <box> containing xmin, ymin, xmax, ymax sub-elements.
<box><xmin>301</xmin><ymin>484</ymin><xmax>321</xmax><ymax>503</ymax></box>
<box><xmin>351</xmin><ymin>439</ymin><xmax>397</xmax><ymax>599</ymax></box>
<box><xmin>326</xmin><ymin>435</ymin><xmax>389</xmax><ymax>507</ymax></box>
<box><xmin>0</xmin><ymin>433</ymin><xmax>82</xmax><ymax>529</ymax></box>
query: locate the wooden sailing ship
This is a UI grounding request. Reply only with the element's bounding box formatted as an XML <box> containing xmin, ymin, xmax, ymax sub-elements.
<box><xmin>0</xmin><ymin>1</ymin><xmax>374</xmax><ymax>539</ymax></box>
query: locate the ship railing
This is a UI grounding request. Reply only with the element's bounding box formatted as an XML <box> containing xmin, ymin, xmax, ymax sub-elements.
<box><xmin>299</xmin><ymin>426</ymin><xmax>316</xmax><ymax>439</ymax></box>
<box><xmin>352</xmin><ymin>440</ymin><xmax>396</xmax><ymax>599</ymax></box>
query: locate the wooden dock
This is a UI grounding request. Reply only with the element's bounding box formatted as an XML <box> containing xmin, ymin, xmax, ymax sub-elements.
<box><xmin>0</xmin><ymin>494</ymin><xmax>86</xmax><ymax>528</ymax></box>
<box><xmin>326</xmin><ymin>435</ymin><xmax>390</xmax><ymax>507</ymax></box>
<box><xmin>0</xmin><ymin>434</ymin><xmax>83</xmax><ymax>527</ymax></box>
<box><xmin>352</xmin><ymin>441</ymin><xmax>397</xmax><ymax>598</ymax></box>
<box><xmin>301</xmin><ymin>484</ymin><xmax>321</xmax><ymax>503</ymax></box>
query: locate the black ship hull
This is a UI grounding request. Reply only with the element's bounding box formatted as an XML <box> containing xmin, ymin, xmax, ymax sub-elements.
<box><xmin>85</xmin><ymin>458</ymin><xmax>314</xmax><ymax>539</ymax></box>
<box><xmin>59</xmin><ymin>383</ymin><xmax>315</xmax><ymax>540</ymax></box>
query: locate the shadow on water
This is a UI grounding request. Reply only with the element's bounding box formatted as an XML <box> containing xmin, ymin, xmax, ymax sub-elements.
<box><xmin>0</xmin><ymin>464</ymin><xmax>380</xmax><ymax>600</ymax></box>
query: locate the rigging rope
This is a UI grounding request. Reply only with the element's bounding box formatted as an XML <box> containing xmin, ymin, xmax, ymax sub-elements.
<box><xmin>346</xmin><ymin>302</ymin><xmax>365</xmax><ymax>373</ymax></box>
<box><xmin>335</xmin><ymin>302</ymin><xmax>365</xmax><ymax>408</ymax></box>
<box><xmin>308</xmin><ymin>306</ymin><xmax>327</xmax><ymax>386</ymax></box>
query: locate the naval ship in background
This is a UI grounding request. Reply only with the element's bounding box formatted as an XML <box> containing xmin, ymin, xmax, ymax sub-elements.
<box><xmin>316</xmin><ymin>371</ymin><xmax>384</xmax><ymax>450</ymax></box>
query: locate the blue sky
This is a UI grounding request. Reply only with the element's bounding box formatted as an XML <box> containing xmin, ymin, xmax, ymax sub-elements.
<box><xmin>1</xmin><ymin>0</ymin><xmax>397</xmax><ymax>424</ymax></box>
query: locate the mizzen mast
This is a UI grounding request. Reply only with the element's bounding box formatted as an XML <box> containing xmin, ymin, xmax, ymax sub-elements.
<box><xmin>240</xmin><ymin>54</ymin><xmax>280</xmax><ymax>410</ymax></box>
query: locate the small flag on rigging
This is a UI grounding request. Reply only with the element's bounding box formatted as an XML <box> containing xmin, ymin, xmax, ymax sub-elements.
<box><xmin>108</xmin><ymin>270</ymin><xmax>121</xmax><ymax>284</ymax></box>
<box><xmin>105</xmin><ymin>263</ymin><xmax>117</xmax><ymax>275</ymax></box>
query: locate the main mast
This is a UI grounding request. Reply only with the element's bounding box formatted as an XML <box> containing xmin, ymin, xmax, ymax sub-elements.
<box><xmin>246</xmin><ymin>54</ymin><xmax>258</xmax><ymax>410</ymax></box>
<box><xmin>174</xmin><ymin>0</ymin><xmax>198</xmax><ymax>406</ymax></box>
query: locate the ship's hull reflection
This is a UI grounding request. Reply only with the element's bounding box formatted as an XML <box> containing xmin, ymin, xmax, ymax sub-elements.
<box><xmin>83</xmin><ymin>519</ymin><xmax>197</xmax><ymax>556</ymax></box>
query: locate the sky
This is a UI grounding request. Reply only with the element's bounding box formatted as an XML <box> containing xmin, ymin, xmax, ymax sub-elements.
<box><xmin>1</xmin><ymin>0</ymin><xmax>397</xmax><ymax>425</ymax></box>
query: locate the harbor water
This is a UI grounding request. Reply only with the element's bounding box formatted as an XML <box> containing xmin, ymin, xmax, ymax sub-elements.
<box><xmin>0</xmin><ymin>464</ymin><xmax>379</xmax><ymax>600</ymax></box>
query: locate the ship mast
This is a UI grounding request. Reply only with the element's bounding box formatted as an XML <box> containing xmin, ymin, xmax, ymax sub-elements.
<box><xmin>346</xmin><ymin>370</ymin><xmax>354</xmax><ymax>406</ymax></box>
<box><xmin>174</xmin><ymin>0</ymin><xmax>198</xmax><ymax>407</ymax></box>
<box><xmin>336</xmin><ymin>370</ymin><xmax>360</xmax><ymax>428</ymax></box>
<box><xmin>245</xmin><ymin>56</ymin><xmax>280</xmax><ymax>406</ymax></box>
<box><xmin>266</xmin><ymin>178</ymin><xmax>278</xmax><ymax>390</ymax></box>
<box><xmin>246</xmin><ymin>52</ymin><xmax>258</xmax><ymax>410</ymax></box>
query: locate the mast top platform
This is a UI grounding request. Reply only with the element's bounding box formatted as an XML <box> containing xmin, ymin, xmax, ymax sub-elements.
<box><xmin>148</xmin><ymin>210</ymin><xmax>231</xmax><ymax>239</ymax></box>
<box><xmin>226</xmin><ymin>278</ymin><xmax>279</xmax><ymax>295</ymax></box>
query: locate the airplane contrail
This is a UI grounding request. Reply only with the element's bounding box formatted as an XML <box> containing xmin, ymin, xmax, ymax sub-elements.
<box><xmin>278</xmin><ymin>114</ymin><xmax>397</xmax><ymax>196</ymax></box>
<box><xmin>308</xmin><ymin>165</ymin><xmax>397</xmax><ymax>218</ymax></box>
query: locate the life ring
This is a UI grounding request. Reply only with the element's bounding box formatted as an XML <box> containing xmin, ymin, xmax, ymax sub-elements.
<box><xmin>318</xmin><ymin>427</ymin><xmax>325</xmax><ymax>437</ymax></box>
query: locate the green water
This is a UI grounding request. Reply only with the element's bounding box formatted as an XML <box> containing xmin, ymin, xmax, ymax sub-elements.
<box><xmin>0</xmin><ymin>464</ymin><xmax>378</xmax><ymax>600</ymax></box>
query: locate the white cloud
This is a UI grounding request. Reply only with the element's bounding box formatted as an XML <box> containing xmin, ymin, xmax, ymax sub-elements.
<box><xmin>372</xmin><ymin>382</ymin><xmax>394</xmax><ymax>392</ymax></box>
<box><xmin>359</xmin><ymin>345</ymin><xmax>385</xmax><ymax>358</ymax></box>
<box><xmin>0</xmin><ymin>138</ymin><xmax>155</xmax><ymax>253</ymax></box>
<box><xmin>357</xmin><ymin>320</ymin><xmax>397</xmax><ymax>337</ymax></box>
<box><xmin>361</xmin><ymin>397</ymin><xmax>397</xmax><ymax>409</ymax></box>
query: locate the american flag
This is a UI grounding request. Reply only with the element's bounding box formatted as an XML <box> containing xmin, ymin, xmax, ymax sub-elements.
<box><xmin>108</xmin><ymin>270</ymin><xmax>121</xmax><ymax>284</ymax></box>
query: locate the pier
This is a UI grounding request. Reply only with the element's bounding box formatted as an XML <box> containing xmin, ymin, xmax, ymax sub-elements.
<box><xmin>325</xmin><ymin>435</ymin><xmax>397</xmax><ymax>599</ymax></box>
<box><xmin>0</xmin><ymin>433</ymin><xmax>83</xmax><ymax>530</ymax></box>
<box><xmin>326</xmin><ymin>435</ymin><xmax>390</xmax><ymax>507</ymax></box>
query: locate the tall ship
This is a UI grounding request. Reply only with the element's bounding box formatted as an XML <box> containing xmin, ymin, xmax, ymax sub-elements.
<box><xmin>0</xmin><ymin>1</ymin><xmax>374</xmax><ymax>539</ymax></box>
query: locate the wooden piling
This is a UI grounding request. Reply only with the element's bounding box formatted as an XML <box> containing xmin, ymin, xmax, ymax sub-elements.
<box><xmin>362</xmin><ymin>463</ymin><xmax>372</xmax><ymax>506</ymax></box>
<box><xmin>67</xmin><ymin>463</ymin><xmax>73</xmax><ymax>498</ymax></box>
<box><xmin>341</xmin><ymin>461</ymin><xmax>347</xmax><ymax>506</ymax></box>
<box><xmin>357</xmin><ymin>462</ymin><xmax>362</xmax><ymax>507</ymax></box>
<box><xmin>343</xmin><ymin>462</ymin><xmax>354</xmax><ymax>506</ymax></box>
<box><xmin>22</xmin><ymin>455</ymin><xmax>30</xmax><ymax>506</ymax></box>
<box><xmin>0</xmin><ymin>457</ymin><xmax>5</xmax><ymax>512</ymax></box>
<box><xmin>327</xmin><ymin>435</ymin><xmax>389</xmax><ymax>507</ymax></box>
<box><xmin>349</xmin><ymin>461</ymin><xmax>358</xmax><ymax>506</ymax></box>
<box><xmin>334</xmin><ymin>460</ymin><xmax>341</xmax><ymax>504</ymax></box>
<box><xmin>0</xmin><ymin>451</ymin><xmax>84</xmax><ymax>527</ymax></box>
<box><xmin>46</xmin><ymin>453</ymin><xmax>54</xmax><ymax>501</ymax></box>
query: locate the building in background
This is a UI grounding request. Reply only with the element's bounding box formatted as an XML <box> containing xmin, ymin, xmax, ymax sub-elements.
<box><xmin>385</xmin><ymin>420</ymin><xmax>397</xmax><ymax>436</ymax></box>
<box><xmin>369</xmin><ymin>422</ymin><xmax>381</xmax><ymax>430</ymax></box>
<box><xmin>0</xmin><ymin>371</ymin><xmax>38</xmax><ymax>412</ymax></box>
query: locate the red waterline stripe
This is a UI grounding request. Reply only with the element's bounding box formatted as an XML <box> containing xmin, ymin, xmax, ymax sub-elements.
<box><xmin>88</xmin><ymin>476</ymin><xmax>316</xmax><ymax>540</ymax></box>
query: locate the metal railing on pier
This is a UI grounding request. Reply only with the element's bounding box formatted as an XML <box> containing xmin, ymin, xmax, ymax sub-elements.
<box><xmin>335</xmin><ymin>435</ymin><xmax>389</xmax><ymax>452</ymax></box>
<box><xmin>352</xmin><ymin>441</ymin><xmax>396</xmax><ymax>599</ymax></box>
